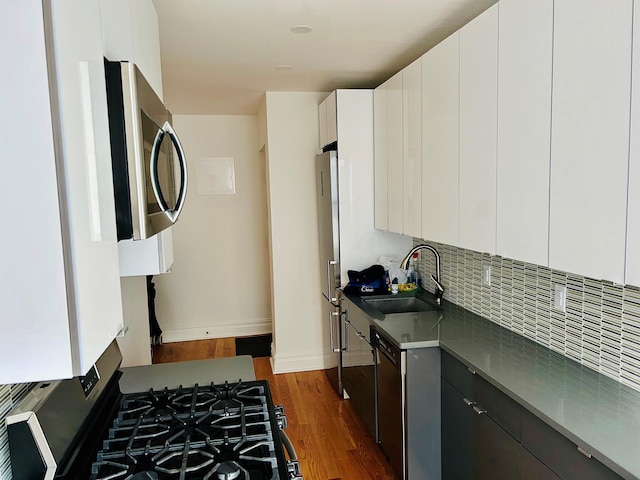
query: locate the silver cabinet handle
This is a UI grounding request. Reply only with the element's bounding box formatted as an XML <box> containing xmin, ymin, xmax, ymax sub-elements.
<box><xmin>150</xmin><ymin>121</ymin><xmax>188</xmax><ymax>222</ymax></box>
<box><xmin>342</xmin><ymin>311</ymin><xmax>349</xmax><ymax>352</ymax></box>
<box><xmin>472</xmin><ymin>405</ymin><xmax>487</xmax><ymax>415</ymax></box>
<box><xmin>468</xmin><ymin>367</ymin><xmax>477</xmax><ymax>375</ymax></box>
<box><xmin>463</xmin><ymin>397</ymin><xmax>476</xmax><ymax>407</ymax></box>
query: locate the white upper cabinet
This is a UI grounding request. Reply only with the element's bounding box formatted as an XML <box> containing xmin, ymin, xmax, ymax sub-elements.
<box><xmin>0</xmin><ymin>0</ymin><xmax>123</xmax><ymax>383</ymax></box>
<box><xmin>402</xmin><ymin>58</ymin><xmax>422</xmax><ymax>238</ymax></box>
<box><xmin>100</xmin><ymin>0</ymin><xmax>163</xmax><ymax>98</ymax></box>
<box><xmin>318</xmin><ymin>91</ymin><xmax>337</xmax><ymax>148</ymax></box>
<box><xmin>421</xmin><ymin>32</ymin><xmax>460</xmax><ymax>246</ymax></box>
<box><xmin>549</xmin><ymin>0</ymin><xmax>632</xmax><ymax>283</ymax></box>
<box><xmin>374</xmin><ymin>82</ymin><xmax>389</xmax><ymax>230</ymax></box>
<box><xmin>318</xmin><ymin>98</ymin><xmax>328</xmax><ymax>148</ymax></box>
<box><xmin>496</xmin><ymin>0</ymin><xmax>553</xmax><ymax>266</ymax></box>
<box><xmin>387</xmin><ymin>71</ymin><xmax>404</xmax><ymax>234</ymax></box>
<box><xmin>458</xmin><ymin>5</ymin><xmax>499</xmax><ymax>255</ymax></box>
<box><xmin>625</xmin><ymin>3</ymin><xmax>640</xmax><ymax>286</ymax></box>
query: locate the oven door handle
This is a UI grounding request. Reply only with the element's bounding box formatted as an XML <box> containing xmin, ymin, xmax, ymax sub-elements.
<box><xmin>279</xmin><ymin>430</ymin><xmax>303</xmax><ymax>479</ymax></box>
<box><xmin>150</xmin><ymin>121</ymin><xmax>188</xmax><ymax>222</ymax></box>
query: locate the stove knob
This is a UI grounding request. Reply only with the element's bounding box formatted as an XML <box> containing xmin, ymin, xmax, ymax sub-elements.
<box><xmin>287</xmin><ymin>460</ymin><xmax>303</xmax><ymax>479</ymax></box>
<box><xmin>276</xmin><ymin>413</ymin><xmax>288</xmax><ymax>430</ymax></box>
<box><xmin>274</xmin><ymin>405</ymin><xmax>285</xmax><ymax>416</ymax></box>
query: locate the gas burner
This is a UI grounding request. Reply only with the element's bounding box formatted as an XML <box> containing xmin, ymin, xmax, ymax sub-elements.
<box><xmin>212</xmin><ymin>461</ymin><xmax>246</xmax><ymax>480</ymax></box>
<box><xmin>119</xmin><ymin>387</ymin><xmax>183</xmax><ymax>419</ymax></box>
<box><xmin>90</xmin><ymin>380</ymin><xmax>291</xmax><ymax>480</ymax></box>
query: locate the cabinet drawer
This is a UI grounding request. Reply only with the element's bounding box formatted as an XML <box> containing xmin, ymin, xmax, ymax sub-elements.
<box><xmin>441</xmin><ymin>350</ymin><xmax>473</xmax><ymax>398</ymax></box>
<box><xmin>521</xmin><ymin>409</ymin><xmax>622</xmax><ymax>480</ymax></box>
<box><xmin>474</xmin><ymin>374</ymin><xmax>522</xmax><ymax>442</ymax></box>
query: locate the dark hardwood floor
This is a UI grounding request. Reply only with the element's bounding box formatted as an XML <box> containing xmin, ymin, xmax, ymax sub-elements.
<box><xmin>152</xmin><ymin>338</ymin><xmax>398</xmax><ymax>480</ymax></box>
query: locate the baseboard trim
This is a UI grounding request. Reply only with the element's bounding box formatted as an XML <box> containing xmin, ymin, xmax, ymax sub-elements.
<box><xmin>161</xmin><ymin>320</ymin><xmax>272</xmax><ymax>343</ymax></box>
<box><xmin>271</xmin><ymin>352</ymin><xmax>336</xmax><ymax>374</ymax></box>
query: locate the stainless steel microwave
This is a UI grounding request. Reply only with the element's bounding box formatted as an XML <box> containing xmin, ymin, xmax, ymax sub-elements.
<box><xmin>104</xmin><ymin>60</ymin><xmax>187</xmax><ymax>241</ymax></box>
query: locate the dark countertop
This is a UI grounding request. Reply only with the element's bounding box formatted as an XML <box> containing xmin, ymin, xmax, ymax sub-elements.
<box><xmin>344</xmin><ymin>290</ymin><xmax>640</xmax><ymax>479</ymax></box>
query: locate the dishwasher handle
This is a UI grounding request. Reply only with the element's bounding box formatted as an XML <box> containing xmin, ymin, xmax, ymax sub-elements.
<box><xmin>374</xmin><ymin>331</ymin><xmax>400</xmax><ymax>367</ymax></box>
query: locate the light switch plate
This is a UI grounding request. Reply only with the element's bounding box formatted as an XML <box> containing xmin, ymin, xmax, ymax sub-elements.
<box><xmin>554</xmin><ymin>284</ymin><xmax>567</xmax><ymax>312</ymax></box>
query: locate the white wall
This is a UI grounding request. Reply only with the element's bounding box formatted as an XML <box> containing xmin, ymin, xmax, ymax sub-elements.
<box><xmin>264</xmin><ymin>92</ymin><xmax>328</xmax><ymax>373</ymax></box>
<box><xmin>154</xmin><ymin>115</ymin><xmax>272</xmax><ymax>341</ymax></box>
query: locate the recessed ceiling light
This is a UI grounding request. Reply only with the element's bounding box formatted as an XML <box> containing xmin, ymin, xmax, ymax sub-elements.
<box><xmin>290</xmin><ymin>25</ymin><xmax>313</xmax><ymax>34</ymax></box>
<box><xmin>274</xmin><ymin>65</ymin><xmax>293</xmax><ymax>71</ymax></box>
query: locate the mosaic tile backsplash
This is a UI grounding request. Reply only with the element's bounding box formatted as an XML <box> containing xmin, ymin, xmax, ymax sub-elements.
<box><xmin>413</xmin><ymin>238</ymin><xmax>640</xmax><ymax>393</ymax></box>
<box><xmin>0</xmin><ymin>383</ymin><xmax>36</xmax><ymax>479</ymax></box>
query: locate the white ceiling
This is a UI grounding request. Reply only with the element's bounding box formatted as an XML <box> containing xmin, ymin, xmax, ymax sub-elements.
<box><xmin>153</xmin><ymin>0</ymin><xmax>497</xmax><ymax>115</ymax></box>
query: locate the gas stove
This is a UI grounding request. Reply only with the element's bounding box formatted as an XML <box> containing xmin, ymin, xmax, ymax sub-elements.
<box><xmin>91</xmin><ymin>380</ymin><xmax>297</xmax><ymax>480</ymax></box>
<box><xmin>5</xmin><ymin>342</ymin><xmax>302</xmax><ymax>480</ymax></box>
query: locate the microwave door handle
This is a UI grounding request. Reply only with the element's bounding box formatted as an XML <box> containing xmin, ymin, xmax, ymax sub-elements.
<box><xmin>150</xmin><ymin>126</ymin><xmax>170</xmax><ymax>212</ymax></box>
<box><xmin>150</xmin><ymin>122</ymin><xmax>188</xmax><ymax>223</ymax></box>
<box><xmin>165</xmin><ymin>121</ymin><xmax>188</xmax><ymax>219</ymax></box>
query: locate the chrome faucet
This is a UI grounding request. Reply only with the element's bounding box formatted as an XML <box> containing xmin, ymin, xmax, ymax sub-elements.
<box><xmin>400</xmin><ymin>244</ymin><xmax>444</xmax><ymax>306</ymax></box>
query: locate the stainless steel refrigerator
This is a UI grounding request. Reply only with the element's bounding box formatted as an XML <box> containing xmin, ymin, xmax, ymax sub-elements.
<box><xmin>316</xmin><ymin>150</ymin><xmax>343</xmax><ymax>394</ymax></box>
<box><xmin>315</xmin><ymin>146</ymin><xmax>412</xmax><ymax>396</ymax></box>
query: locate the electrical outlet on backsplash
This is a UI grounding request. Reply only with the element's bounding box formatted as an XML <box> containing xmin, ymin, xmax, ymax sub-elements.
<box><xmin>412</xmin><ymin>237</ymin><xmax>640</xmax><ymax>393</ymax></box>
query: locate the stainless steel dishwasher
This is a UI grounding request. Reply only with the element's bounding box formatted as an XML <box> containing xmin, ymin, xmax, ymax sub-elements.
<box><xmin>374</xmin><ymin>328</ymin><xmax>407</xmax><ymax>479</ymax></box>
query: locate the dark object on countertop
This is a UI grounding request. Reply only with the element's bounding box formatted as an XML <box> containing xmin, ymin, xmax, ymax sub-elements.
<box><xmin>344</xmin><ymin>264</ymin><xmax>389</xmax><ymax>296</ymax></box>
<box><xmin>236</xmin><ymin>334</ymin><xmax>272</xmax><ymax>358</ymax></box>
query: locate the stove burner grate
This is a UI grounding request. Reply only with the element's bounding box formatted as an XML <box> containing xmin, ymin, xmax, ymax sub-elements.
<box><xmin>91</xmin><ymin>380</ymin><xmax>287</xmax><ymax>480</ymax></box>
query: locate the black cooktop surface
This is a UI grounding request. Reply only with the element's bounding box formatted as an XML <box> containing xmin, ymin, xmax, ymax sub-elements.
<box><xmin>90</xmin><ymin>380</ymin><xmax>289</xmax><ymax>480</ymax></box>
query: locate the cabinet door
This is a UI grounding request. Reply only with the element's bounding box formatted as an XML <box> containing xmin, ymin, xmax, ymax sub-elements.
<box><xmin>521</xmin><ymin>409</ymin><xmax>623</xmax><ymax>480</ymax></box>
<box><xmin>402</xmin><ymin>58</ymin><xmax>422</xmax><ymax>238</ymax></box>
<box><xmin>374</xmin><ymin>83</ymin><xmax>389</xmax><ymax>230</ymax></box>
<box><xmin>51</xmin><ymin>0</ymin><xmax>124</xmax><ymax>376</ymax></box>
<box><xmin>1</xmin><ymin>0</ymin><xmax>75</xmax><ymax>382</ymax></box>
<box><xmin>458</xmin><ymin>4</ymin><xmax>499</xmax><ymax>254</ymax></box>
<box><xmin>326</xmin><ymin>91</ymin><xmax>337</xmax><ymax>145</ymax></box>
<box><xmin>342</xmin><ymin>321</ymin><xmax>376</xmax><ymax>438</ymax></box>
<box><xmin>318</xmin><ymin>96</ymin><xmax>328</xmax><ymax>148</ymax></box>
<box><xmin>421</xmin><ymin>32</ymin><xmax>459</xmax><ymax>246</ymax></box>
<box><xmin>626</xmin><ymin>3</ymin><xmax>640</xmax><ymax>286</ymax></box>
<box><xmin>474</xmin><ymin>410</ymin><xmax>521</xmax><ymax>480</ymax></box>
<box><xmin>496</xmin><ymin>0</ymin><xmax>553</xmax><ymax>266</ymax></box>
<box><xmin>549</xmin><ymin>0</ymin><xmax>631</xmax><ymax>283</ymax></box>
<box><xmin>441</xmin><ymin>379</ymin><xmax>474</xmax><ymax>480</ymax></box>
<box><xmin>387</xmin><ymin>71</ymin><xmax>404</xmax><ymax>234</ymax></box>
<box><xmin>521</xmin><ymin>448</ymin><xmax>561</xmax><ymax>480</ymax></box>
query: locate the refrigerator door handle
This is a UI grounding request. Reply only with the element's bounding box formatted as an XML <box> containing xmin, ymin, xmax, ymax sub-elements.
<box><xmin>342</xmin><ymin>310</ymin><xmax>349</xmax><ymax>352</ymax></box>
<box><xmin>329</xmin><ymin>310</ymin><xmax>341</xmax><ymax>353</ymax></box>
<box><xmin>327</xmin><ymin>260</ymin><xmax>339</xmax><ymax>303</ymax></box>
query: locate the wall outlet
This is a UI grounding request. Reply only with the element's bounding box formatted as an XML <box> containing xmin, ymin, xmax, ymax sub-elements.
<box><xmin>482</xmin><ymin>265</ymin><xmax>492</xmax><ymax>286</ymax></box>
<box><xmin>554</xmin><ymin>284</ymin><xmax>567</xmax><ymax>312</ymax></box>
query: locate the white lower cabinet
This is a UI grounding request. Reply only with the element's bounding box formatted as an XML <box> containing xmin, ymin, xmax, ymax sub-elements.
<box><xmin>549</xmin><ymin>0</ymin><xmax>632</xmax><ymax>283</ymax></box>
<box><xmin>0</xmin><ymin>0</ymin><xmax>123</xmax><ymax>383</ymax></box>
<box><xmin>458</xmin><ymin>4</ymin><xmax>499</xmax><ymax>255</ymax></box>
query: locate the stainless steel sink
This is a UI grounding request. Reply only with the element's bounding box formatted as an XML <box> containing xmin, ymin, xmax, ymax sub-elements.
<box><xmin>363</xmin><ymin>295</ymin><xmax>437</xmax><ymax>315</ymax></box>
